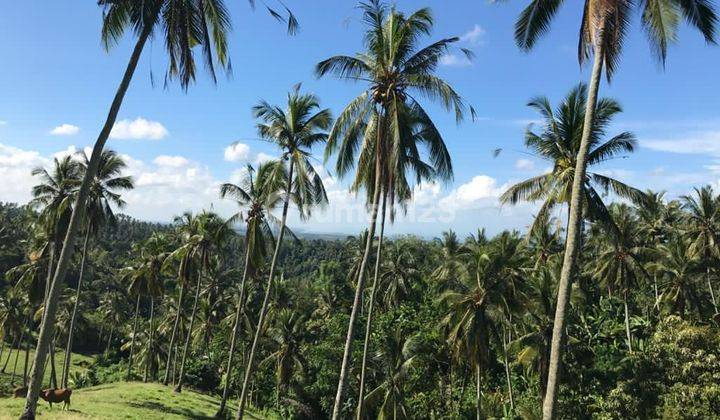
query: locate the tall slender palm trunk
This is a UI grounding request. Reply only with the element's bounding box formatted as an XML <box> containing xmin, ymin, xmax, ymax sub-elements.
<box><xmin>331</xmin><ymin>112</ymin><xmax>384</xmax><ymax>420</ymax></box>
<box><xmin>175</xmin><ymin>268</ymin><xmax>204</xmax><ymax>393</ymax></box>
<box><xmin>356</xmin><ymin>193</ymin><xmax>387</xmax><ymax>420</ymax></box>
<box><xmin>105</xmin><ymin>324</ymin><xmax>114</xmax><ymax>356</ymax></box>
<box><xmin>10</xmin><ymin>325</ymin><xmax>27</xmax><ymax>386</ymax></box>
<box><xmin>61</xmin><ymin>230</ymin><xmax>90</xmax><ymax>388</ymax></box>
<box><xmin>163</xmin><ymin>281</ymin><xmax>186</xmax><ymax>385</ymax></box>
<box><xmin>23</xmin><ymin>339</ymin><xmax>30</xmax><ymax>387</ymax></box>
<box><xmin>21</xmin><ymin>24</ymin><xmax>153</xmax><ymax>419</ymax></box>
<box><xmin>2</xmin><ymin>334</ymin><xmax>18</xmax><ymax>373</ymax></box>
<box><xmin>503</xmin><ymin>326</ymin><xmax>515</xmax><ymax>412</ymax></box>
<box><xmin>144</xmin><ymin>297</ymin><xmax>155</xmax><ymax>382</ymax></box>
<box><xmin>476</xmin><ymin>364</ymin><xmax>482</xmax><ymax>420</ymax></box>
<box><xmin>127</xmin><ymin>294</ymin><xmax>141</xmax><ymax>381</ymax></box>
<box><xmin>706</xmin><ymin>266</ymin><xmax>718</xmax><ymax>315</ymax></box>
<box><xmin>217</xmin><ymin>244</ymin><xmax>253</xmax><ymax>416</ymax></box>
<box><xmin>237</xmin><ymin>159</ymin><xmax>296</xmax><ymax>419</ymax></box>
<box><xmin>623</xmin><ymin>288</ymin><xmax>633</xmax><ymax>352</ymax></box>
<box><xmin>542</xmin><ymin>32</ymin><xmax>605</xmax><ymax>420</ymax></box>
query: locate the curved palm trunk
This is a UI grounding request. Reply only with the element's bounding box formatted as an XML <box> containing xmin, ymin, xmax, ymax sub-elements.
<box><xmin>331</xmin><ymin>152</ymin><xmax>383</xmax><ymax>420</ymax></box>
<box><xmin>217</xmin><ymin>244</ymin><xmax>253</xmax><ymax>416</ymax></box>
<box><xmin>61</xmin><ymin>229</ymin><xmax>90</xmax><ymax>388</ymax></box>
<box><xmin>163</xmin><ymin>281</ymin><xmax>186</xmax><ymax>385</ymax></box>
<box><xmin>127</xmin><ymin>294</ymin><xmax>141</xmax><ymax>381</ymax></box>
<box><xmin>21</xmin><ymin>23</ymin><xmax>153</xmax><ymax>419</ymax></box>
<box><xmin>356</xmin><ymin>193</ymin><xmax>387</xmax><ymax>420</ymax></box>
<box><xmin>10</xmin><ymin>325</ymin><xmax>27</xmax><ymax>386</ymax></box>
<box><xmin>542</xmin><ymin>35</ymin><xmax>605</xmax><ymax>420</ymax></box>
<box><xmin>144</xmin><ymin>297</ymin><xmax>155</xmax><ymax>382</ymax></box>
<box><xmin>2</xmin><ymin>334</ymin><xmax>18</xmax><ymax>373</ymax></box>
<box><xmin>175</xmin><ymin>269</ymin><xmax>203</xmax><ymax>393</ymax></box>
<box><xmin>237</xmin><ymin>159</ymin><xmax>296</xmax><ymax>419</ymax></box>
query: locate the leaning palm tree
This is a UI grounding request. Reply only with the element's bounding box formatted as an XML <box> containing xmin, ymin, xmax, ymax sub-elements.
<box><xmin>511</xmin><ymin>2</ymin><xmax>717</xmax><ymax>416</ymax></box>
<box><xmin>21</xmin><ymin>1</ymin><xmax>298</xmax><ymax>414</ymax></box>
<box><xmin>316</xmin><ymin>2</ymin><xmax>469</xmax><ymax>416</ymax></box>
<box><xmin>20</xmin><ymin>0</ymin><xmax>232</xmax><ymax>414</ymax></box>
<box><xmin>500</xmin><ymin>84</ymin><xmax>645</xmax><ymax>236</ymax></box>
<box><xmin>235</xmin><ymin>89</ymin><xmax>330</xmax><ymax>419</ymax></box>
<box><xmin>216</xmin><ymin>162</ymin><xmax>283</xmax><ymax>416</ymax></box>
<box><xmin>682</xmin><ymin>185</ymin><xmax>720</xmax><ymax>315</ymax></box>
<box><xmin>172</xmin><ymin>211</ymin><xmax>231</xmax><ymax>393</ymax></box>
<box><xmin>61</xmin><ymin>149</ymin><xmax>133</xmax><ymax>388</ymax></box>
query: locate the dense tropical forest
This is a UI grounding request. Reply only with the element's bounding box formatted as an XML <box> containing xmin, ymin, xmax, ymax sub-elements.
<box><xmin>2</xmin><ymin>0</ymin><xmax>720</xmax><ymax>419</ymax></box>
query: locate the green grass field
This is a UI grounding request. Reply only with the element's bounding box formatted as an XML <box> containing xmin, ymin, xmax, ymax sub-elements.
<box><xmin>0</xmin><ymin>346</ymin><xmax>94</xmax><ymax>395</ymax></box>
<box><xmin>0</xmin><ymin>381</ymin><xmax>275</xmax><ymax>419</ymax></box>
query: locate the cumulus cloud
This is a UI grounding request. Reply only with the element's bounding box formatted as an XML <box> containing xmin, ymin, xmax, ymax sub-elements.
<box><xmin>255</xmin><ymin>152</ymin><xmax>275</xmax><ymax>164</ymax></box>
<box><xmin>515</xmin><ymin>159</ymin><xmax>535</xmax><ymax>171</ymax></box>
<box><xmin>460</xmin><ymin>24</ymin><xmax>486</xmax><ymax>45</ymax></box>
<box><xmin>0</xmin><ymin>143</ymin><xmax>48</xmax><ymax>204</ymax></box>
<box><xmin>110</xmin><ymin>118</ymin><xmax>168</xmax><ymax>140</ymax></box>
<box><xmin>224</xmin><ymin>143</ymin><xmax>250</xmax><ymax>162</ymax></box>
<box><xmin>441</xmin><ymin>175</ymin><xmax>503</xmax><ymax>209</ymax></box>
<box><xmin>50</xmin><ymin>124</ymin><xmax>80</xmax><ymax>136</ymax></box>
<box><xmin>154</xmin><ymin>155</ymin><xmax>189</xmax><ymax>167</ymax></box>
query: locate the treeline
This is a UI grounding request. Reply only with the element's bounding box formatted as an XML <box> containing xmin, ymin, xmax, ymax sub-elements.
<box><xmin>2</xmin><ymin>191</ymin><xmax>720</xmax><ymax>418</ymax></box>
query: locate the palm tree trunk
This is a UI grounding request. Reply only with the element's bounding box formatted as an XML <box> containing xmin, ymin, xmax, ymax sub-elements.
<box><xmin>542</xmin><ymin>32</ymin><xmax>605</xmax><ymax>420</ymax></box>
<box><xmin>50</xmin><ymin>338</ymin><xmax>59</xmax><ymax>389</ymax></box>
<box><xmin>2</xmin><ymin>334</ymin><xmax>18</xmax><ymax>373</ymax></box>
<box><xmin>20</xmin><ymin>23</ymin><xmax>153</xmax><ymax>419</ymax></box>
<box><xmin>163</xmin><ymin>281</ymin><xmax>186</xmax><ymax>385</ymax></box>
<box><xmin>175</xmin><ymin>269</ymin><xmax>203</xmax><ymax>393</ymax></box>
<box><xmin>503</xmin><ymin>326</ymin><xmax>515</xmax><ymax>412</ymax></box>
<box><xmin>217</xmin><ymin>244</ymin><xmax>253</xmax><ymax>416</ymax></box>
<box><xmin>10</xmin><ymin>325</ymin><xmax>27</xmax><ymax>386</ymax></box>
<box><xmin>61</xmin><ymin>229</ymin><xmax>90</xmax><ymax>388</ymax></box>
<box><xmin>706</xmin><ymin>266</ymin><xmax>718</xmax><ymax>315</ymax></box>
<box><xmin>127</xmin><ymin>294</ymin><xmax>141</xmax><ymax>381</ymax></box>
<box><xmin>476</xmin><ymin>364</ymin><xmax>481</xmax><ymax>420</ymax></box>
<box><xmin>237</xmin><ymin>158</ymin><xmax>296</xmax><ymax>419</ymax></box>
<box><xmin>356</xmin><ymin>193</ymin><xmax>387</xmax><ymax>420</ymax></box>
<box><xmin>144</xmin><ymin>297</ymin><xmax>155</xmax><ymax>382</ymax></box>
<box><xmin>623</xmin><ymin>287</ymin><xmax>633</xmax><ymax>352</ymax></box>
<box><xmin>456</xmin><ymin>368</ymin><xmax>468</xmax><ymax>416</ymax></box>
<box><xmin>105</xmin><ymin>324</ymin><xmax>114</xmax><ymax>356</ymax></box>
<box><xmin>653</xmin><ymin>274</ymin><xmax>660</xmax><ymax>310</ymax></box>
<box><xmin>23</xmin><ymin>338</ymin><xmax>30</xmax><ymax>387</ymax></box>
<box><xmin>331</xmin><ymin>113</ymin><xmax>384</xmax><ymax>420</ymax></box>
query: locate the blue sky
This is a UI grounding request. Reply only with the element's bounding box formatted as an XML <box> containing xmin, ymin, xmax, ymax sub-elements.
<box><xmin>1</xmin><ymin>0</ymin><xmax>718</xmax><ymax>237</ymax></box>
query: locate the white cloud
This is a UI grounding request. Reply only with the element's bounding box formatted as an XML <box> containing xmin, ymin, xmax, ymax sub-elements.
<box><xmin>50</xmin><ymin>124</ymin><xmax>80</xmax><ymax>136</ymax></box>
<box><xmin>110</xmin><ymin>118</ymin><xmax>168</xmax><ymax>140</ymax></box>
<box><xmin>440</xmin><ymin>53</ymin><xmax>473</xmax><ymax>67</ymax></box>
<box><xmin>642</xmin><ymin>131</ymin><xmax>720</xmax><ymax>156</ymax></box>
<box><xmin>224</xmin><ymin>143</ymin><xmax>251</xmax><ymax>162</ymax></box>
<box><xmin>255</xmin><ymin>152</ymin><xmax>276</xmax><ymax>164</ymax></box>
<box><xmin>154</xmin><ymin>155</ymin><xmax>189</xmax><ymax>167</ymax></box>
<box><xmin>0</xmin><ymin>143</ymin><xmax>49</xmax><ymax>204</ymax></box>
<box><xmin>515</xmin><ymin>159</ymin><xmax>535</xmax><ymax>171</ymax></box>
<box><xmin>0</xmin><ymin>121</ymin><xmax>7</xmax><ymax>126</ymax></box>
<box><xmin>441</xmin><ymin>175</ymin><xmax>503</xmax><ymax>210</ymax></box>
<box><xmin>460</xmin><ymin>24</ymin><xmax>486</xmax><ymax>45</ymax></box>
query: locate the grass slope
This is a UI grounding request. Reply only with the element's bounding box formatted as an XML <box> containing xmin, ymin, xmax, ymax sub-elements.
<box><xmin>0</xmin><ymin>347</ymin><xmax>94</xmax><ymax>395</ymax></box>
<box><xmin>0</xmin><ymin>381</ymin><xmax>275</xmax><ymax>419</ymax></box>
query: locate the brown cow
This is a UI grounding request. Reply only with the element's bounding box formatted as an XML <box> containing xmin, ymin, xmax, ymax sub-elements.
<box><xmin>12</xmin><ymin>386</ymin><xmax>28</xmax><ymax>398</ymax></box>
<box><xmin>39</xmin><ymin>388</ymin><xmax>72</xmax><ymax>410</ymax></box>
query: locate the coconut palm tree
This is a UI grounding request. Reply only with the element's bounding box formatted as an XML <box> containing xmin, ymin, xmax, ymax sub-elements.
<box><xmin>360</xmin><ymin>329</ymin><xmax>421</xmax><ymax>419</ymax></box>
<box><xmin>650</xmin><ymin>236</ymin><xmax>704</xmax><ymax>317</ymax></box>
<box><xmin>19</xmin><ymin>0</ymin><xmax>234</xmax><ymax>413</ymax></box>
<box><xmin>216</xmin><ymin>162</ymin><xmax>283</xmax><ymax>416</ymax></box>
<box><xmin>378</xmin><ymin>241</ymin><xmax>418</xmax><ymax>309</ymax></box>
<box><xmin>500</xmin><ymin>84</ymin><xmax>644</xmax><ymax>236</ymax></box>
<box><xmin>512</xmin><ymin>2</ymin><xmax>717</xmax><ymax>416</ymax></box>
<box><xmin>173</xmin><ymin>211</ymin><xmax>230</xmax><ymax>393</ymax></box>
<box><xmin>236</xmin><ymin>88</ymin><xmax>330</xmax><ymax>419</ymax></box>
<box><xmin>432</xmin><ymin>230</ymin><xmax>468</xmax><ymax>290</ymax></box>
<box><xmin>591</xmin><ymin>204</ymin><xmax>649</xmax><ymax>351</ymax></box>
<box><xmin>61</xmin><ymin>149</ymin><xmax>133</xmax><ymax>388</ymax></box>
<box><xmin>316</xmin><ymin>1</ymin><xmax>469</xmax><ymax>415</ymax></box>
<box><xmin>682</xmin><ymin>185</ymin><xmax>720</xmax><ymax>315</ymax></box>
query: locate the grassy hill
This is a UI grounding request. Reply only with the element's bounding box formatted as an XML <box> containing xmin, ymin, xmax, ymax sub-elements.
<box><xmin>0</xmin><ymin>347</ymin><xmax>94</xmax><ymax>396</ymax></box>
<box><xmin>0</xmin><ymin>381</ymin><xmax>275</xmax><ymax>419</ymax></box>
